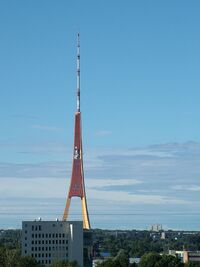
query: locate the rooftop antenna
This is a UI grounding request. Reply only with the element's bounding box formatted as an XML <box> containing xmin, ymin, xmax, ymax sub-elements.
<box><xmin>77</xmin><ymin>33</ymin><xmax>80</xmax><ymax>112</ymax></box>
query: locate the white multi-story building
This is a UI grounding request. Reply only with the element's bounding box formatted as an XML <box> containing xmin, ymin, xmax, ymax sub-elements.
<box><xmin>22</xmin><ymin>220</ymin><xmax>83</xmax><ymax>267</ymax></box>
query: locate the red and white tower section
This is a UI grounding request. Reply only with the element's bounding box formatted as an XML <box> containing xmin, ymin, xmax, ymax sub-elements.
<box><xmin>63</xmin><ymin>34</ymin><xmax>91</xmax><ymax>230</ymax></box>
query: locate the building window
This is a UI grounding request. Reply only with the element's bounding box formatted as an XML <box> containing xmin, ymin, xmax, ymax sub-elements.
<box><xmin>49</xmin><ymin>234</ymin><xmax>51</xmax><ymax>238</ymax></box>
<box><xmin>32</xmin><ymin>234</ymin><xmax>34</xmax><ymax>238</ymax></box>
<box><xmin>46</xmin><ymin>234</ymin><xmax>48</xmax><ymax>238</ymax></box>
<box><xmin>35</xmin><ymin>254</ymin><xmax>37</xmax><ymax>257</ymax></box>
<box><xmin>59</xmin><ymin>240</ymin><xmax>61</xmax><ymax>244</ymax></box>
<box><xmin>39</xmin><ymin>240</ymin><xmax>41</xmax><ymax>244</ymax></box>
<box><xmin>46</xmin><ymin>253</ymin><xmax>48</xmax><ymax>258</ymax></box>
<box><xmin>32</xmin><ymin>247</ymin><xmax>34</xmax><ymax>251</ymax></box>
<box><xmin>42</xmin><ymin>240</ymin><xmax>44</xmax><ymax>244</ymax></box>
<box><xmin>63</xmin><ymin>234</ymin><xmax>65</xmax><ymax>238</ymax></box>
<box><xmin>59</xmin><ymin>233</ymin><xmax>61</xmax><ymax>238</ymax></box>
<box><xmin>32</xmin><ymin>225</ymin><xmax>34</xmax><ymax>231</ymax></box>
<box><xmin>25</xmin><ymin>237</ymin><xmax>27</xmax><ymax>240</ymax></box>
<box><xmin>42</xmin><ymin>247</ymin><xmax>44</xmax><ymax>251</ymax></box>
<box><xmin>56</xmin><ymin>234</ymin><xmax>58</xmax><ymax>238</ymax></box>
<box><xmin>49</xmin><ymin>240</ymin><xmax>51</xmax><ymax>244</ymax></box>
<box><xmin>35</xmin><ymin>226</ymin><xmax>37</xmax><ymax>231</ymax></box>
<box><xmin>25</xmin><ymin>243</ymin><xmax>27</xmax><ymax>247</ymax></box>
<box><xmin>52</xmin><ymin>233</ymin><xmax>55</xmax><ymax>238</ymax></box>
<box><xmin>39</xmin><ymin>225</ymin><xmax>41</xmax><ymax>231</ymax></box>
<box><xmin>39</xmin><ymin>234</ymin><xmax>41</xmax><ymax>238</ymax></box>
<box><xmin>25</xmin><ymin>250</ymin><xmax>27</xmax><ymax>254</ymax></box>
<box><xmin>63</xmin><ymin>240</ymin><xmax>65</xmax><ymax>244</ymax></box>
<box><xmin>25</xmin><ymin>230</ymin><xmax>27</xmax><ymax>234</ymax></box>
<box><xmin>42</xmin><ymin>234</ymin><xmax>44</xmax><ymax>238</ymax></box>
<box><xmin>49</xmin><ymin>247</ymin><xmax>51</xmax><ymax>251</ymax></box>
<box><xmin>35</xmin><ymin>234</ymin><xmax>37</xmax><ymax>238</ymax></box>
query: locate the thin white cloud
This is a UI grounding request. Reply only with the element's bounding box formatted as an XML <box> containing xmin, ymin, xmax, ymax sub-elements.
<box><xmin>87</xmin><ymin>189</ymin><xmax>189</xmax><ymax>205</ymax></box>
<box><xmin>95</xmin><ymin>130</ymin><xmax>112</xmax><ymax>136</ymax></box>
<box><xmin>31</xmin><ymin>124</ymin><xmax>62</xmax><ymax>132</ymax></box>
<box><xmin>86</xmin><ymin>178</ymin><xmax>142</xmax><ymax>188</ymax></box>
<box><xmin>172</xmin><ymin>185</ymin><xmax>200</xmax><ymax>192</ymax></box>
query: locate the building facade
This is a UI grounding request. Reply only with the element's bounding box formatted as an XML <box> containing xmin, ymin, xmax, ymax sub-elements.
<box><xmin>22</xmin><ymin>220</ymin><xmax>83</xmax><ymax>267</ymax></box>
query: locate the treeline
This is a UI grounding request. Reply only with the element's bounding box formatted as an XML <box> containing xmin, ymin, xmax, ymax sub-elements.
<box><xmin>92</xmin><ymin>229</ymin><xmax>200</xmax><ymax>257</ymax></box>
<box><xmin>97</xmin><ymin>250</ymin><xmax>200</xmax><ymax>267</ymax></box>
<box><xmin>0</xmin><ymin>245</ymin><xmax>77</xmax><ymax>267</ymax></box>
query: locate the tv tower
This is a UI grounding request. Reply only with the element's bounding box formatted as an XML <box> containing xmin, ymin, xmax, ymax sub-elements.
<box><xmin>62</xmin><ymin>34</ymin><xmax>91</xmax><ymax>230</ymax></box>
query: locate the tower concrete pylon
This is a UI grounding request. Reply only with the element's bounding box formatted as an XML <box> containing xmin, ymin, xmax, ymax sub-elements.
<box><xmin>62</xmin><ymin>34</ymin><xmax>91</xmax><ymax>230</ymax></box>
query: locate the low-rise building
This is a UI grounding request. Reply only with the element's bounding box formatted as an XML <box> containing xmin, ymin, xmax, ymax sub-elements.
<box><xmin>22</xmin><ymin>220</ymin><xmax>83</xmax><ymax>267</ymax></box>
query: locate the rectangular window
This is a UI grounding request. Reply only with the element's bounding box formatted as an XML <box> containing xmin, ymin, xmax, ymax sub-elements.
<box><xmin>39</xmin><ymin>225</ymin><xmax>41</xmax><ymax>231</ymax></box>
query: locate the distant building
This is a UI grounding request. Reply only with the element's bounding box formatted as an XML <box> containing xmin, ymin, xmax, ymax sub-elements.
<box><xmin>169</xmin><ymin>250</ymin><xmax>200</xmax><ymax>264</ymax></box>
<box><xmin>22</xmin><ymin>220</ymin><xmax>83</xmax><ymax>267</ymax></box>
<box><xmin>161</xmin><ymin>232</ymin><xmax>166</xmax><ymax>240</ymax></box>
<box><xmin>183</xmin><ymin>251</ymin><xmax>200</xmax><ymax>263</ymax></box>
<box><xmin>149</xmin><ymin>224</ymin><xmax>163</xmax><ymax>232</ymax></box>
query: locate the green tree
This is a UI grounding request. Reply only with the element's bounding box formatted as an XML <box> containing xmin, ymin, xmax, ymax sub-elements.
<box><xmin>18</xmin><ymin>256</ymin><xmax>44</xmax><ymax>267</ymax></box>
<box><xmin>50</xmin><ymin>260</ymin><xmax>77</xmax><ymax>267</ymax></box>
<box><xmin>185</xmin><ymin>263</ymin><xmax>200</xmax><ymax>267</ymax></box>
<box><xmin>0</xmin><ymin>247</ymin><xmax>6</xmax><ymax>267</ymax></box>
<box><xmin>156</xmin><ymin>254</ymin><xmax>183</xmax><ymax>267</ymax></box>
<box><xmin>115</xmin><ymin>249</ymin><xmax>129</xmax><ymax>267</ymax></box>
<box><xmin>139</xmin><ymin>252</ymin><xmax>161</xmax><ymax>267</ymax></box>
<box><xmin>139</xmin><ymin>253</ymin><xmax>184</xmax><ymax>267</ymax></box>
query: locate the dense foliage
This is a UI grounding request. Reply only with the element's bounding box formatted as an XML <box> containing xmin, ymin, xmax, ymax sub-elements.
<box><xmin>97</xmin><ymin>252</ymin><xmax>200</xmax><ymax>267</ymax></box>
<box><xmin>92</xmin><ymin>229</ymin><xmax>200</xmax><ymax>257</ymax></box>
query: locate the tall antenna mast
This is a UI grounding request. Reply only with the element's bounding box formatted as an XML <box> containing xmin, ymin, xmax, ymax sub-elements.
<box><xmin>77</xmin><ymin>33</ymin><xmax>80</xmax><ymax>112</ymax></box>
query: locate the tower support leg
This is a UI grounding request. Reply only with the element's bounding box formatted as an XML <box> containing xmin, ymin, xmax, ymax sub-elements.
<box><xmin>63</xmin><ymin>197</ymin><xmax>71</xmax><ymax>221</ymax></box>
<box><xmin>81</xmin><ymin>197</ymin><xmax>91</xmax><ymax>229</ymax></box>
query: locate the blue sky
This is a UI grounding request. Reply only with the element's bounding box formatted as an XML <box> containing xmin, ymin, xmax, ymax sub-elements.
<box><xmin>0</xmin><ymin>0</ymin><xmax>200</xmax><ymax>230</ymax></box>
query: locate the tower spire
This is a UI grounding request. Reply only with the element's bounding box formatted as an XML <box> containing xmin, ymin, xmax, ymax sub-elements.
<box><xmin>63</xmin><ymin>34</ymin><xmax>91</xmax><ymax>229</ymax></box>
<box><xmin>77</xmin><ymin>33</ymin><xmax>80</xmax><ymax>112</ymax></box>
